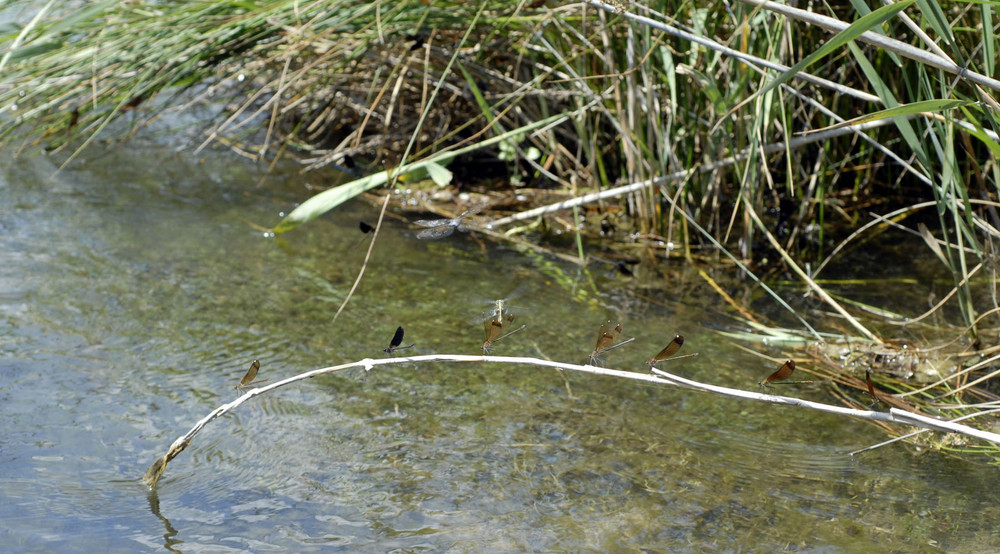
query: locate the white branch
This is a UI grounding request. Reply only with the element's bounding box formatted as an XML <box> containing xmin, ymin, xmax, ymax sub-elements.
<box><xmin>143</xmin><ymin>354</ymin><xmax>1000</xmax><ymax>489</ymax></box>
<box><xmin>650</xmin><ymin>368</ymin><xmax>1000</xmax><ymax>444</ymax></box>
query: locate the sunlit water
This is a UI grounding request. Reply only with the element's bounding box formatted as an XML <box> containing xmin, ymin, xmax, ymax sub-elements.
<box><xmin>2</xmin><ymin>145</ymin><xmax>999</xmax><ymax>553</ymax></box>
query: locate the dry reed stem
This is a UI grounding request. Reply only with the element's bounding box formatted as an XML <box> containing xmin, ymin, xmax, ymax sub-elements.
<box><xmin>488</xmin><ymin>116</ymin><xmax>901</xmax><ymax>228</ymax></box>
<box><xmin>736</xmin><ymin>0</ymin><xmax>1000</xmax><ymax>93</ymax></box>
<box><xmin>744</xmin><ymin>199</ymin><xmax>880</xmax><ymax>342</ymax></box>
<box><xmin>582</xmin><ymin>0</ymin><xmax>881</xmax><ymax>102</ymax></box>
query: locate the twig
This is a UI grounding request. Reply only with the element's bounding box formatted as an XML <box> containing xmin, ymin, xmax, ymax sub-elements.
<box><xmin>332</xmin><ymin>192</ymin><xmax>390</xmax><ymax>323</ymax></box>
<box><xmin>849</xmin><ymin>428</ymin><xmax>928</xmax><ymax>457</ymax></box>
<box><xmin>884</xmin><ymin>262</ymin><xmax>982</xmax><ymax>327</ymax></box>
<box><xmin>143</xmin><ymin>354</ymin><xmax>1000</xmax><ymax>489</ymax></box>
<box><xmin>849</xmin><ymin>408</ymin><xmax>1000</xmax><ymax>456</ymax></box>
<box><xmin>810</xmin><ymin>200</ymin><xmax>1000</xmax><ymax>280</ymax></box>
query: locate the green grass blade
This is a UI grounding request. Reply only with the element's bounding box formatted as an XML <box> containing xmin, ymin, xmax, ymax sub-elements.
<box><xmin>0</xmin><ymin>0</ymin><xmax>56</xmax><ymax>74</ymax></box>
<box><xmin>425</xmin><ymin>161</ymin><xmax>453</xmax><ymax>186</ymax></box>
<box><xmin>754</xmin><ymin>0</ymin><xmax>916</xmax><ymax>101</ymax></box>
<box><xmin>982</xmin><ymin>4</ymin><xmax>996</xmax><ymax>78</ymax></box>
<box><xmin>807</xmin><ymin>99</ymin><xmax>975</xmax><ymax>134</ymax></box>
<box><xmin>958</xmin><ymin>106</ymin><xmax>1000</xmax><ymax>159</ymax></box>
<box><xmin>272</xmin><ymin>112</ymin><xmax>569</xmax><ymax>233</ymax></box>
<box><xmin>914</xmin><ymin>0</ymin><xmax>955</xmax><ymax>52</ymax></box>
<box><xmin>272</xmin><ymin>173</ymin><xmax>388</xmax><ymax>234</ymax></box>
<box><xmin>845</xmin><ymin>41</ymin><xmax>928</xmax><ymax>167</ymax></box>
<box><xmin>845</xmin><ymin>0</ymin><xmax>903</xmax><ymax>66</ymax></box>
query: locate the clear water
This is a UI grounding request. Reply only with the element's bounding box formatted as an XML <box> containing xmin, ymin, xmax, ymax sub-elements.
<box><xmin>2</xmin><ymin>145</ymin><xmax>999</xmax><ymax>553</ymax></box>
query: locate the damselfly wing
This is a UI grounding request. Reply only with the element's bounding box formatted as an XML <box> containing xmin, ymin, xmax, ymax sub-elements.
<box><xmin>384</xmin><ymin>326</ymin><xmax>415</xmax><ymax>354</ymax></box>
<box><xmin>413</xmin><ymin>206</ymin><xmax>483</xmax><ymax>240</ymax></box>
<box><xmin>647</xmin><ymin>335</ymin><xmax>699</xmax><ymax>365</ymax></box>
<box><xmin>758</xmin><ymin>359</ymin><xmax>795</xmax><ymax>388</ymax></box>
<box><xmin>593</xmin><ymin>321</ymin><xmax>621</xmax><ymax>355</ymax></box>
<box><xmin>235</xmin><ymin>359</ymin><xmax>269</xmax><ymax>391</ymax></box>
<box><xmin>482</xmin><ymin>311</ymin><xmax>525</xmax><ymax>353</ymax></box>
<box><xmin>865</xmin><ymin>370</ymin><xmax>883</xmax><ymax>408</ymax></box>
<box><xmin>590</xmin><ymin>321</ymin><xmax>634</xmax><ymax>364</ymax></box>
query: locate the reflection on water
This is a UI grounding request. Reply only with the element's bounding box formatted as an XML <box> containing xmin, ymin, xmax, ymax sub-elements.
<box><xmin>1</xmin><ymin>146</ymin><xmax>999</xmax><ymax>551</ymax></box>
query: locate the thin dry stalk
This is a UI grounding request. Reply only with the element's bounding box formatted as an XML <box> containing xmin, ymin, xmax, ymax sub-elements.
<box><xmin>744</xmin><ymin>199</ymin><xmax>879</xmax><ymax>342</ymax></box>
<box><xmin>487</xmin><ymin>116</ymin><xmax>903</xmax><ymax>228</ymax></box>
<box><xmin>330</xmin><ymin>3</ymin><xmax>489</xmax><ymax>322</ymax></box>
<box><xmin>896</xmin><ymin>351</ymin><xmax>1000</xmax><ymax>399</ymax></box>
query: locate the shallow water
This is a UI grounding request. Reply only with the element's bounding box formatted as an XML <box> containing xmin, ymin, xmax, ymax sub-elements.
<box><xmin>2</xmin><ymin>145</ymin><xmax>999</xmax><ymax>552</ymax></box>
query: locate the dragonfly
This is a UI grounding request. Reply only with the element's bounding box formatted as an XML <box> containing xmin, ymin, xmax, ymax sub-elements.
<box><xmin>590</xmin><ymin>321</ymin><xmax>635</xmax><ymax>365</ymax></box>
<box><xmin>482</xmin><ymin>306</ymin><xmax>526</xmax><ymax>353</ymax></box>
<box><xmin>646</xmin><ymin>335</ymin><xmax>699</xmax><ymax>366</ymax></box>
<box><xmin>413</xmin><ymin>206</ymin><xmax>483</xmax><ymax>240</ymax></box>
<box><xmin>384</xmin><ymin>326</ymin><xmax>415</xmax><ymax>354</ymax></box>
<box><xmin>235</xmin><ymin>359</ymin><xmax>269</xmax><ymax>392</ymax></box>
